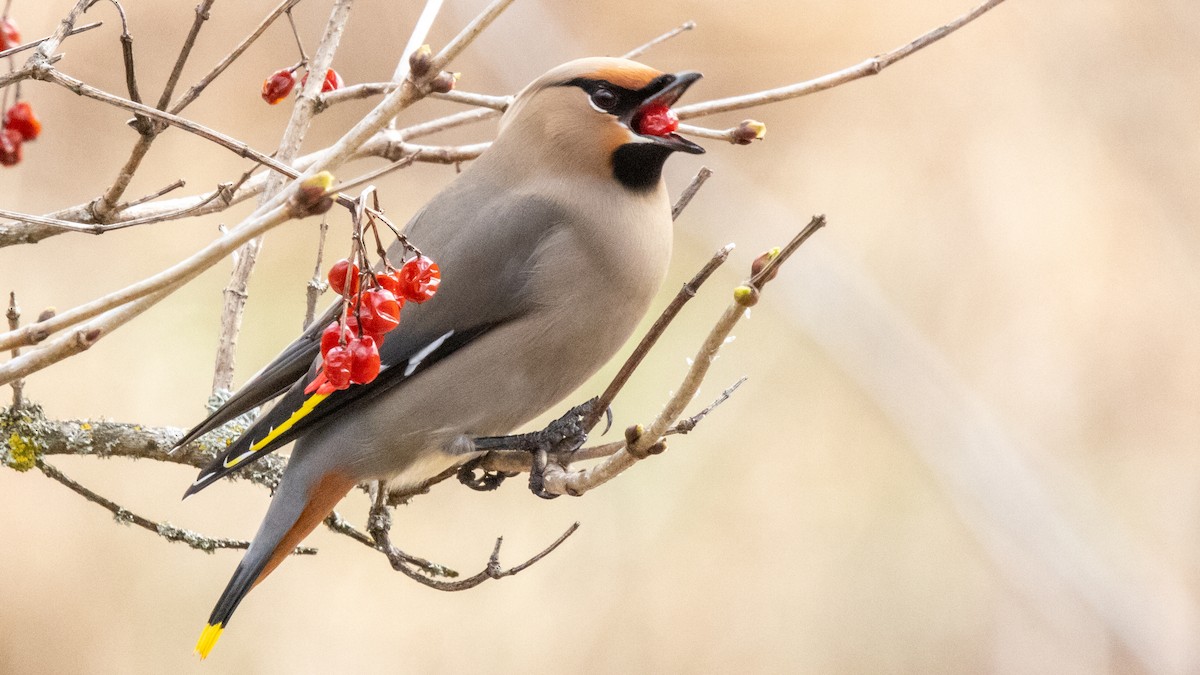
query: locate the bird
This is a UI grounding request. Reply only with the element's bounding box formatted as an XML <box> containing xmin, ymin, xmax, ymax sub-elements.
<box><xmin>179</xmin><ymin>57</ymin><xmax>705</xmax><ymax>659</ymax></box>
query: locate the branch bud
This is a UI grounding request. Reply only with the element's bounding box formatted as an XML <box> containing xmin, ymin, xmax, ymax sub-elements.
<box><xmin>624</xmin><ymin>424</ymin><xmax>644</xmax><ymax>446</ymax></box>
<box><xmin>751</xmin><ymin>247</ymin><xmax>781</xmax><ymax>283</ymax></box>
<box><xmin>293</xmin><ymin>171</ymin><xmax>336</xmax><ymax>217</ymax></box>
<box><xmin>409</xmin><ymin>44</ymin><xmax>434</xmax><ymax>78</ymax></box>
<box><xmin>731</xmin><ymin>119</ymin><xmax>767</xmax><ymax>145</ymax></box>
<box><xmin>430</xmin><ymin>71</ymin><xmax>459</xmax><ymax>94</ymax></box>
<box><xmin>733</xmin><ymin>285</ymin><xmax>759</xmax><ymax>307</ymax></box>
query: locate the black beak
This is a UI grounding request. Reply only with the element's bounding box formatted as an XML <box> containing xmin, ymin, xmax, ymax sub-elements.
<box><xmin>625</xmin><ymin>71</ymin><xmax>705</xmax><ymax>155</ymax></box>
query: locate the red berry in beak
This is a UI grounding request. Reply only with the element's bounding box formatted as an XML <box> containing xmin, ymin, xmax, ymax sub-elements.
<box><xmin>261</xmin><ymin>68</ymin><xmax>297</xmax><ymax>104</ymax></box>
<box><xmin>633</xmin><ymin>103</ymin><xmax>679</xmax><ymax>137</ymax></box>
<box><xmin>5</xmin><ymin>102</ymin><xmax>41</xmax><ymax>141</ymax></box>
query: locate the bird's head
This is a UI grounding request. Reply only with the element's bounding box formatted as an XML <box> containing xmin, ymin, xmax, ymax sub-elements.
<box><xmin>498</xmin><ymin>57</ymin><xmax>705</xmax><ymax>190</ymax></box>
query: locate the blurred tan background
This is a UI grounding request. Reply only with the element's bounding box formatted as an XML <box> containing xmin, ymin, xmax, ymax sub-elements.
<box><xmin>3</xmin><ymin>0</ymin><xmax>1199</xmax><ymax>672</ymax></box>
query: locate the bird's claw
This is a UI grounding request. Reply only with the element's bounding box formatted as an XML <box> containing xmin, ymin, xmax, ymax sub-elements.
<box><xmin>456</xmin><ymin>457</ymin><xmax>516</xmax><ymax>491</ymax></box>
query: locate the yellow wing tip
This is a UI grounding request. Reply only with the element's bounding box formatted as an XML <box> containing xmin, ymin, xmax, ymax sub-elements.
<box><xmin>194</xmin><ymin>623</ymin><xmax>224</xmax><ymax>660</ymax></box>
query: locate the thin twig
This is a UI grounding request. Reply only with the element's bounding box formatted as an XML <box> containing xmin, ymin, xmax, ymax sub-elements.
<box><xmin>0</xmin><ymin>21</ymin><xmax>102</xmax><ymax>60</ymax></box>
<box><xmin>304</xmin><ymin>215</ymin><xmax>329</xmax><ymax>329</ymax></box>
<box><xmin>670</xmin><ymin>166</ymin><xmax>713</xmax><ymax>221</ymax></box>
<box><xmin>115</xmin><ymin>179</ymin><xmax>186</xmax><ymax>211</ymax></box>
<box><xmin>169</xmin><ymin>0</ymin><xmax>303</xmax><ymax>114</ymax></box>
<box><xmin>33</xmin><ymin>458</ymin><xmax>315</xmax><ymax>555</ymax></box>
<box><xmin>622</xmin><ymin>20</ymin><xmax>696</xmax><ymax>60</ymax></box>
<box><xmin>430</xmin><ymin>0</ymin><xmax>515</xmax><ymax>70</ymax></box>
<box><xmin>546</xmin><ymin>216</ymin><xmax>827</xmax><ymax>496</ymax></box>
<box><xmin>156</xmin><ymin>0</ymin><xmax>215</xmax><ymax>110</ymax></box>
<box><xmin>674</xmin><ymin>0</ymin><xmax>1009</xmax><ymax>119</ymax></box>
<box><xmin>84</xmin><ymin>0</ymin><xmax>142</xmax><ymax>109</ymax></box>
<box><xmin>0</xmin><ymin>0</ymin><xmax>486</xmax><ymax>361</ymax></box>
<box><xmin>668</xmin><ymin>377</ymin><xmax>747</xmax><ymax>435</ymax></box>
<box><xmin>33</xmin><ymin>0</ymin><xmax>93</xmax><ymax>62</ymax></box>
<box><xmin>212</xmin><ymin>0</ymin><xmax>355</xmax><ymax>395</ymax></box>
<box><xmin>6</xmin><ymin>293</ymin><xmax>22</xmax><ymax>408</ymax></box>
<box><xmin>372</xmin><ymin>508</ymin><xmax>579</xmax><ymax>591</ymax></box>
<box><xmin>578</xmin><ymin>242</ymin><xmax>733</xmax><ymax>432</ymax></box>
<box><xmin>38</xmin><ymin>68</ymin><xmax>299</xmax><ymax>179</ymax></box>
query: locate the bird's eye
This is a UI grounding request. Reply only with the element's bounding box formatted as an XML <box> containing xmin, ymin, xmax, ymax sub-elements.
<box><xmin>590</xmin><ymin>86</ymin><xmax>619</xmax><ymax>111</ymax></box>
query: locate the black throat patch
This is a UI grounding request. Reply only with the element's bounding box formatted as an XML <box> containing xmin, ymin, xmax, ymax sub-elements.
<box><xmin>611</xmin><ymin>143</ymin><xmax>673</xmax><ymax>191</ymax></box>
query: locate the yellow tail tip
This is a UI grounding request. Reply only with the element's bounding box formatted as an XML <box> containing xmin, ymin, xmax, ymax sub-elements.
<box><xmin>194</xmin><ymin>623</ymin><xmax>224</xmax><ymax>660</ymax></box>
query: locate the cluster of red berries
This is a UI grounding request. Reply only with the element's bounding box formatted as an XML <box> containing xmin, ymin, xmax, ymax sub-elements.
<box><xmin>1</xmin><ymin>100</ymin><xmax>40</xmax><ymax>166</ymax></box>
<box><xmin>306</xmin><ymin>255</ymin><xmax>441</xmax><ymax>395</ymax></box>
<box><xmin>262</xmin><ymin>66</ymin><xmax>343</xmax><ymax>105</ymax></box>
<box><xmin>633</xmin><ymin>103</ymin><xmax>679</xmax><ymax>137</ymax></box>
<box><xmin>1</xmin><ymin>16</ymin><xmax>42</xmax><ymax>168</ymax></box>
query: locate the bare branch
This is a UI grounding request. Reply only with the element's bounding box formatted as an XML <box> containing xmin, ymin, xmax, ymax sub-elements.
<box><xmin>32</xmin><ymin>0</ymin><xmax>92</xmax><ymax>61</ymax></box>
<box><xmin>36</xmin><ymin>68</ymin><xmax>299</xmax><ymax>179</ymax></box>
<box><xmin>430</xmin><ymin>0</ymin><xmax>516</xmax><ymax>70</ymax></box>
<box><xmin>0</xmin><ymin>21</ymin><xmax>101</xmax><ymax>60</ymax></box>
<box><xmin>578</xmin><ymin>242</ymin><xmax>733</xmax><ymax>432</ymax></box>
<box><xmin>169</xmin><ymin>0</ymin><xmax>303</xmax><ymax>114</ymax></box>
<box><xmin>6</xmin><ymin>293</ymin><xmax>22</xmax><ymax>408</ymax></box>
<box><xmin>622</xmin><ymin>20</ymin><xmax>695</xmax><ymax>60</ymax></box>
<box><xmin>430</xmin><ymin>89</ymin><xmax>510</xmax><ymax>110</ymax></box>
<box><xmin>670</xmin><ymin>166</ymin><xmax>713</xmax><ymax>220</ymax></box>
<box><xmin>116</xmin><ymin>178</ymin><xmax>186</xmax><ymax>210</ymax></box>
<box><xmin>33</xmin><ymin>457</ymin><xmax>315</xmax><ymax>555</ymax></box>
<box><xmin>667</xmin><ymin>376</ymin><xmax>747</xmax><ymax>435</ymax></box>
<box><xmin>675</xmin><ymin>0</ymin><xmax>1008</xmax><ymax>119</ymax></box>
<box><xmin>545</xmin><ymin>216</ymin><xmax>827</xmax><ymax>496</ymax></box>
<box><xmin>304</xmin><ymin>216</ymin><xmax>329</xmax><ymax>330</ymax></box>
<box><xmin>156</xmin><ymin>0</ymin><xmax>215</xmax><ymax>110</ymax></box>
<box><xmin>212</xmin><ymin>0</ymin><xmax>356</xmax><ymax>394</ymax></box>
<box><xmin>370</xmin><ymin>500</ymin><xmax>579</xmax><ymax>591</ymax></box>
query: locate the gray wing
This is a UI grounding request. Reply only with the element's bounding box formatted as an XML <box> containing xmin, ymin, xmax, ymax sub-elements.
<box><xmin>181</xmin><ymin>186</ymin><xmax>568</xmax><ymax>492</ymax></box>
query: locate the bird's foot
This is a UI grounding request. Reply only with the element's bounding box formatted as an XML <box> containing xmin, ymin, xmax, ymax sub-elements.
<box><xmin>456</xmin><ymin>457</ymin><xmax>516</xmax><ymax>491</ymax></box>
<box><xmin>470</xmin><ymin>397</ymin><xmax>604</xmax><ymax>499</ymax></box>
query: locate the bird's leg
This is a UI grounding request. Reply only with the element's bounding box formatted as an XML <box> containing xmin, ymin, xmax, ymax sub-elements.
<box><xmin>470</xmin><ymin>398</ymin><xmax>602</xmax><ymax>499</ymax></box>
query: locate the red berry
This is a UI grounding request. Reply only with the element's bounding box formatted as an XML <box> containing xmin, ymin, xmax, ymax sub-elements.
<box><xmin>4</xmin><ymin>101</ymin><xmax>41</xmax><ymax>141</ymax></box>
<box><xmin>322</xmin><ymin>345</ymin><xmax>353</xmax><ymax>389</ymax></box>
<box><xmin>345</xmin><ymin>314</ymin><xmax>387</xmax><ymax>346</ymax></box>
<box><xmin>348</xmin><ymin>336</ymin><xmax>381</xmax><ymax>384</ymax></box>
<box><xmin>633</xmin><ymin>103</ymin><xmax>679</xmax><ymax>137</ymax></box>
<box><xmin>0</xmin><ymin>18</ymin><xmax>20</xmax><ymax>51</ymax></box>
<box><xmin>327</xmin><ymin>259</ymin><xmax>360</xmax><ymax>297</ymax></box>
<box><xmin>376</xmin><ymin>270</ymin><xmax>402</xmax><ymax>296</ymax></box>
<box><xmin>397</xmin><ymin>256</ymin><xmax>441</xmax><ymax>303</ymax></box>
<box><xmin>302</xmin><ymin>67</ymin><xmax>345</xmax><ymax>92</ymax></box>
<box><xmin>261</xmin><ymin>68</ymin><xmax>296</xmax><ymax>105</ymax></box>
<box><xmin>320</xmin><ymin>320</ymin><xmax>346</xmax><ymax>358</ymax></box>
<box><xmin>302</xmin><ymin>68</ymin><xmax>343</xmax><ymax>93</ymax></box>
<box><xmin>350</xmin><ymin>288</ymin><xmax>401</xmax><ymax>335</ymax></box>
<box><xmin>0</xmin><ymin>128</ymin><xmax>22</xmax><ymax>167</ymax></box>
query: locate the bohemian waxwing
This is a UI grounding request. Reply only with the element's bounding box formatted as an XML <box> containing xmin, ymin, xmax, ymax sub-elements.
<box><xmin>182</xmin><ymin>56</ymin><xmax>705</xmax><ymax>658</ymax></box>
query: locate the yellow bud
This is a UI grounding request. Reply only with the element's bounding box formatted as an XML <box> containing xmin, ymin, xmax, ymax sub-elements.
<box><xmin>733</xmin><ymin>285</ymin><xmax>759</xmax><ymax>306</ymax></box>
<box><xmin>732</xmin><ymin>119</ymin><xmax>767</xmax><ymax>145</ymax></box>
<box><xmin>294</xmin><ymin>171</ymin><xmax>336</xmax><ymax>217</ymax></box>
